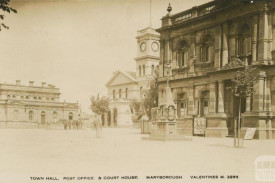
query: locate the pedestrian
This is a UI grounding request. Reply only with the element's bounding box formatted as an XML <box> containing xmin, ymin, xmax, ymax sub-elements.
<box><xmin>68</xmin><ymin>119</ymin><xmax>72</xmax><ymax>130</ymax></box>
<box><xmin>93</xmin><ymin>114</ymin><xmax>102</xmax><ymax>138</ymax></box>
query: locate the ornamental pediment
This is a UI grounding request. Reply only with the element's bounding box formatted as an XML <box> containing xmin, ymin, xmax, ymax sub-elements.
<box><xmin>106</xmin><ymin>70</ymin><xmax>137</xmax><ymax>87</ymax></box>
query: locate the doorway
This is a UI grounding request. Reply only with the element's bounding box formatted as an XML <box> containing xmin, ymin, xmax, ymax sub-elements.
<box><xmin>41</xmin><ymin>111</ymin><xmax>46</xmax><ymax>124</ymax></box>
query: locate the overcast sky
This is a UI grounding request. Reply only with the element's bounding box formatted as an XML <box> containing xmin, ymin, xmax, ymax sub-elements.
<box><xmin>0</xmin><ymin>0</ymin><xmax>210</xmax><ymax>113</ymax></box>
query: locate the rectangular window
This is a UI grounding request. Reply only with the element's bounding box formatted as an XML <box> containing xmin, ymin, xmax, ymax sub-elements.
<box><xmin>181</xmin><ymin>51</ymin><xmax>188</xmax><ymax>66</ymax></box>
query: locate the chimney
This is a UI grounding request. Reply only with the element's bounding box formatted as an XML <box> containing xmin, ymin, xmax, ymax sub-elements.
<box><xmin>16</xmin><ymin>80</ymin><xmax>21</xmax><ymax>85</ymax></box>
<box><xmin>29</xmin><ymin>81</ymin><xmax>34</xmax><ymax>87</ymax></box>
<box><xmin>42</xmin><ymin>82</ymin><xmax>46</xmax><ymax>88</ymax></box>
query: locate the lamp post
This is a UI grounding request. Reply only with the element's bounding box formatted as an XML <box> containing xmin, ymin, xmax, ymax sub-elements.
<box><xmin>165</xmin><ymin>60</ymin><xmax>172</xmax><ymax>87</ymax></box>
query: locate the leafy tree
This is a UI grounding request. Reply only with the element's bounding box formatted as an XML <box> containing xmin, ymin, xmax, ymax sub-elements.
<box><xmin>90</xmin><ymin>94</ymin><xmax>110</xmax><ymax>115</ymax></box>
<box><xmin>130</xmin><ymin>67</ymin><xmax>159</xmax><ymax>121</ymax></box>
<box><xmin>0</xmin><ymin>0</ymin><xmax>17</xmax><ymax>31</ymax></box>
<box><xmin>230</xmin><ymin>65</ymin><xmax>258</xmax><ymax>147</ymax></box>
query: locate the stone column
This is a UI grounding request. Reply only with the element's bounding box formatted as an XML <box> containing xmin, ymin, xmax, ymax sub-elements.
<box><xmin>222</xmin><ymin>23</ymin><xmax>229</xmax><ymax>66</ymax></box>
<box><xmin>245</xmin><ymin>96</ymin><xmax>251</xmax><ymax>112</ymax></box>
<box><xmin>218</xmin><ymin>80</ymin><xmax>225</xmax><ymax>113</ymax></box>
<box><xmin>253</xmin><ymin>71</ymin><xmax>266</xmax><ymax>111</ymax></box>
<box><xmin>187</xmin><ymin>87</ymin><xmax>195</xmax><ymax>115</ymax></box>
<box><xmin>258</xmin><ymin>4</ymin><xmax>269</xmax><ymax>62</ymax></box>
<box><xmin>214</xmin><ymin>25</ymin><xmax>222</xmax><ymax>68</ymax></box>
<box><xmin>189</xmin><ymin>33</ymin><xmax>196</xmax><ymax>75</ymax></box>
<box><xmin>209</xmin><ymin>82</ymin><xmax>217</xmax><ymax>113</ymax></box>
<box><xmin>267</xmin><ymin>119</ymin><xmax>272</xmax><ymax>139</ymax></box>
<box><xmin>252</xmin><ymin>15</ymin><xmax>258</xmax><ymax>62</ymax></box>
<box><xmin>159</xmin><ymin>39</ymin><xmax>165</xmax><ymax>77</ymax></box>
<box><xmin>259</xmin><ymin>119</ymin><xmax>267</xmax><ymax>139</ymax></box>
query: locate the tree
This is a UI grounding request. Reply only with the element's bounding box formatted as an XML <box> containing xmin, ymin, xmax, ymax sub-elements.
<box><xmin>230</xmin><ymin>65</ymin><xmax>258</xmax><ymax>147</ymax></box>
<box><xmin>90</xmin><ymin>94</ymin><xmax>110</xmax><ymax>115</ymax></box>
<box><xmin>130</xmin><ymin>67</ymin><xmax>159</xmax><ymax>121</ymax></box>
<box><xmin>0</xmin><ymin>0</ymin><xmax>17</xmax><ymax>31</ymax></box>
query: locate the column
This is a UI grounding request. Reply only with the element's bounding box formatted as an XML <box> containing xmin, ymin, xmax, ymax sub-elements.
<box><xmin>189</xmin><ymin>33</ymin><xmax>196</xmax><ymax>75</ymax></box>
<box><xmin>209</xmin><ymin>82</ymin><xmax>217</xmax><ymax>113</ymax></box>
<box><xmin>222</xmin><ymin>23</ymin><xmax>229</xmax><ymax>66</ymax></box>
<box><xmin>245</xmin><ymin>96</ymin><xmax>251</xmax><ymax>112</ymax></box>
<box><xmin>252</xmin><ymin>15</ymin><xmax>258</xmax><ymax>62</ymax></box>
<box><xmin>258</xmin><ymin>4</ymin><xmax>269</xmax><ymax>62</ymax></box>
<box><xmin>214</xmin><ymin>25</ymin><xmax>222</xmax><ymax>68</ymax></box>
<box><xmin>187</xmin><ymin>87</ymin><xmax>195</xmax><ymax>115</ymax></box>
<box><xmin>218</xmin><ymin>80</ymin><xmax>225</xmax><ymax>113</ymax></box>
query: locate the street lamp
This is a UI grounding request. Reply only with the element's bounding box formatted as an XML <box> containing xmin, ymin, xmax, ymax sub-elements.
<box><xmin>165</xmin><ymin>60</ymin><xmax>172</xmax><ymax>87</ymax></box>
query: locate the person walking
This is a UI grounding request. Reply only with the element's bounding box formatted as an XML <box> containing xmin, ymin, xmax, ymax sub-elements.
<box><xmin>93</xmin><ymin>114</ymin><xmax>102</xmax><ymax>138</ymax></box>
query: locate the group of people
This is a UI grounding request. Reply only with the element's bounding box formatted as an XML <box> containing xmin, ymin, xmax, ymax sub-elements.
<box><xmin>63</xmin><ymin>119</ymin><xmax>83</xmax><ymax>130</ymax></box>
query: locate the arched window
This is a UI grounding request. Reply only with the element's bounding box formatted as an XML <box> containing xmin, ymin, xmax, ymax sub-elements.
<box><xmin>53</xmin><ymin>111</ymin><xmax>58</xmax><ymax>122</ymax></box>
<box><xmin>125</xmin><ymin>88</ymin><xmax>128</xmax><ymax>99</ymax></box>
<box><xmin>237</xmin><ymin>24</ymin><xmax>252</xmax><ymax>64</ymax></box>
<box><xmin>13</xmin><ymin>109</ymin><xmax>19</xmax><ymax>121</ymax></box>
<box><xmin>177</xmin><ymin>40</ymin><xmax>188</xmax><ymax>67</ymax></box>
<box><xmin>200</xmin><ymin>90</ymin><xmax>210</xmax><ymax>116</ymax></box>
<box><xmin>140</xmin><ymin>86</ymin><xmax>143</xmax><ymax>98</ymax></box>
<box><xmin>143</xmin><ymin>65</ymin><xmax>145</xmax><ymax>75</ymax></box>
<box><xmin>177</xmin><ymin>93</ymin><xmax>188</xmax><ymax>118</ymax></box>
<box><xmin>29</xmin><ymin>110</ymin><xmax>33</xmax><ymax>121</ymax></box>
<box><xmin>151</xmin><ymin>65</ymin><xmax>155</xmax><ymax>75</ymax></box>
<box><xmin>119</xmin><ymin>89</ymin><xmax>122</xmax><ymax>99</ymax></box>
<box><xmin>113</xmin><ymin>90</ymin><xmax>116</xmax><ymax>99</ymax></box>
<box><xmin>200</xmin><ymin>35</ymin><xmax>214</xmax><ymax>63</ymax></box>
<box><xmin>69</xmin><ymin>112</ymin><xmax>73</xmax><ymax>120</ymax></box>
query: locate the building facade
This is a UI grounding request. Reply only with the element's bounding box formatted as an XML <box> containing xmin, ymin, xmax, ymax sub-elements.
<box><xmin>105</xmin><ymin>27</ymin><xmax>160</xmax><ymax>126</ymax></box>
<box><xmin>157</xmin><ymin>0</ymin><xmax>275</xmax><ymax>139</ymax></box>
<box><xmin>0</xmin><ymin>80</ymin><xmax>79</xmax><ymax>128</ymax></box>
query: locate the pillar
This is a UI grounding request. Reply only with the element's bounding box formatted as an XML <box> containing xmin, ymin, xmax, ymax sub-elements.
<box><xmin>189</xmin><ymin>33</ymin><xmax>196</xmax><ymax>75</ymax></box>
<box><xmin>209</xmin><ymin>82</ymin><xmax>217</xmax><ymax>113</ymax></box>
<box><xmin>258</xmin><ymin>4</ymin><xmax>269</xmax><ymax>62</ymax></box>
<box><xmin>267</xmin><ymin>119</ymin><xmax>272</xmax><ymax>139</ymax></box>
<box><xmin>259</xmin><ymin>119</ymin><xmax>267</xmax><ymax>139</ymax></box>
<box><xmin>252</xmin><ymin>15</ymin><xmax>258</xmax><ymax>62</ymax></box>
<box><xmin>187</xmin><ymin>87</ymin><xmax>195</xmax><ymax>115</ymax></box>
<box><xmin>218</xmin><ymin>80</ymin><xmax>225</xmax><ymax>113</ymax></box>
<box><xmin>222</xmin><ymin>23</ymin><xmax>229</xmax><ymax>66</ymax></box>
<box><xmin>214</xmin><ymin>25</ymin><xmax>222</xmax><ymax>68</ymax></box>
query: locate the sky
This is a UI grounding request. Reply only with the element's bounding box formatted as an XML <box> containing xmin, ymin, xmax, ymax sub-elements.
<box><xmin>0</xmin><ymin>0</ymin><xmax>210</xmax><ymax>113</ymax></box>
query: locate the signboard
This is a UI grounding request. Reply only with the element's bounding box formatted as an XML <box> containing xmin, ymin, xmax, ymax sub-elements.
<box><xmin>244</xmin><ymin>128</ymin><xmax>256</xmax><ymax>140</ymax></box>
<box><xmin>194</xmin><ymin>117</ymin><xmax>206</xmax><ymax>135</ymax></box>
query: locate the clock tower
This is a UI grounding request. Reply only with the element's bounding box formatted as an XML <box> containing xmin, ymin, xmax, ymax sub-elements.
<box><xmin>135</xmin><ymin>27</ymin><xmax>160</xmax><ymax>92</ymax></box>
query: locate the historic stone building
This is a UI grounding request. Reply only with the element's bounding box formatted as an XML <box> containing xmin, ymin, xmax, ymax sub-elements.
<box><xmin>0</xmin><ymin>80</ymin><xmax>79</xmax><ymax>128</ymax></box>
<box><xmin>105</xmin><ymin>27</ymin><xmax>160</xmax><ymax>126</ymax></box>
<box><xmin>157</xmin><ymin>0</ymin><xmax>275</xmax><ymax>139</ymax></box>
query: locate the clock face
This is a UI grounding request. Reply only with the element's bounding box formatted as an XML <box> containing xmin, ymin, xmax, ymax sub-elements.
<box><xmin>140</xmin><ymin>42</ymin><xmax>146</xmax><ymax>52</ymax></box>
<box><xmin>151</xmin><ymin>42</ymin><xmax>159</xmax><ymax>52</ymax></box>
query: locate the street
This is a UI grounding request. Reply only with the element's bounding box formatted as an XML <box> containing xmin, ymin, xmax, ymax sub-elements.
<box><xmin>0</xmin><ymin>127</ymin><xmax>274</xmax><ymax>183</ymax></box>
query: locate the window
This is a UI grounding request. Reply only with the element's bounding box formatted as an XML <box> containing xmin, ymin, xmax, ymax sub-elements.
<box><xmin>125</xmin><ymin>88</ymin><xmax>128</xmax><ymax>99</ymax></box>
<box><xmin>177</xmin><ymin>93</ymin><xmax>188</xmax><ymax>118</ymax></box>
<box><xmin>177</xmin><ymin>40</ymin><xmax>188</xmax><ymax>67</ymax></box>
<box><xmin>21</xmin><ymin>96</ymin><xmax>24</xmax><ymax>99</ymax></box>
<box><xmin>53</xmin><ymin>111</ymin><xmax>58</xmax><ymax>122</ymax></box>
<box><xmin>200</xmin><ymin>35</ymin><xmax>214</xmax><ymax>63</ymax></box>
<box><xmin>151</xmin><ymin>65</ymin><xmax>155</xmax><ymax>75</ymax></box>
<box><xmin>113</xmin><ymin>90</ymin><xmax>116</xmax><ymax>99</ymax></box>
<box><xmin>7</xmin><ymin>95</ymin><xmax>10</xmax><ymax>99</ymax></box>
<box><xmin>38</xmin><ymin>97</ymin><xmax>41</xmax><ymax>100</ymax></box>
<box><xmin>143</xmin><ymin>65</ymin><xmax>145</xmax><ymax>75</ymax></box>
<box><xmin>12</xmin><ymin>95</ymin><xmax>16</xmax><ymax>99</ymax></box>
<box><xmin>29</xmin><ymin>110</ymin><xmax>33</xmax><ymax>121</ymax></box>
<box><xmin>26</xmin><ymin>96</ymin><xmax>29</xmax><ymax>99</ymax></box>
<box><xmin>119</xmin><ymin>89</ymin><xmax>122</xmax><ymax>99</ymax></box>
<box><xmin>200</xmin><ymin>91</ymin><xmax>210</xmax><ymax>116</ymax></box>
<box><xmin>34</xmin><ymin>97</ymin><xmax>37</xmax><ymax>100</ymax></box>
<box><xmin>139</xmin><ymin>65</ymin><xmax>141</xmax><ymax>76</ymax></box>
<box><xmin>13</xmin><ymin>109</ymin><xmax>19</xmax><ymax>121</ymax></box>
<box><xmin>237</xmin><ymin>24</ymin><xmax>252</xmax><ymax>64</ymax></box>
<box><xmin>51</xmin><ymin>98</ymin><xmax>54</xmax><ymax>101</ymax></box>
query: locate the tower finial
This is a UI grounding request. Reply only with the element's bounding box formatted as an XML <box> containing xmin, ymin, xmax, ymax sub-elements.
<box><xmin>167</xmin><ymin>3</ymin><xmax>172</xmax><ymax>13</ymax></box>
